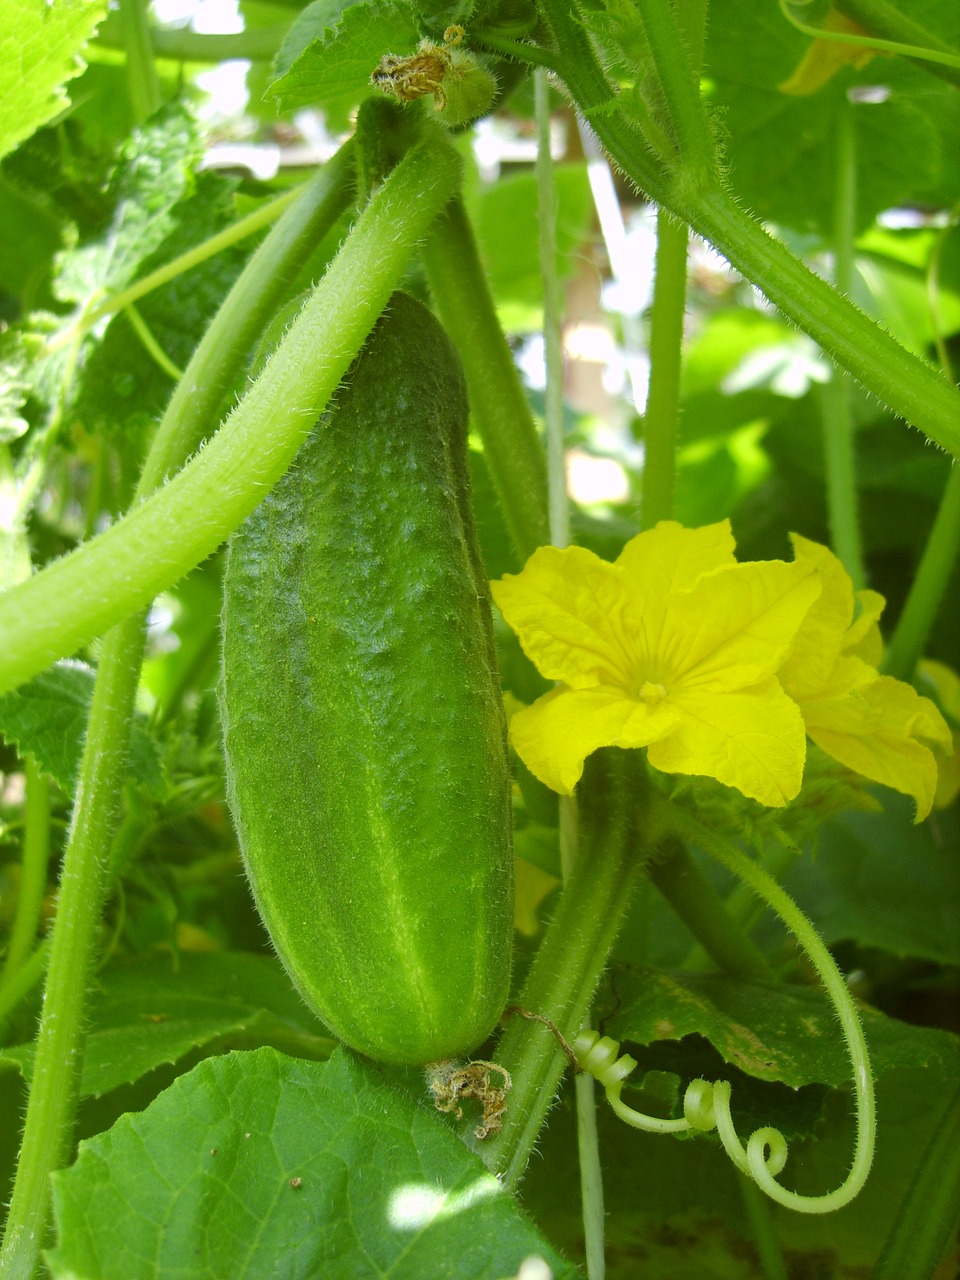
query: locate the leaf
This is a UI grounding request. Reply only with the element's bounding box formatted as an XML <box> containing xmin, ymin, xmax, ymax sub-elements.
<box><xmin>602</xmin><ymin>965</ymin><xmax>960</xmax><ymax>1088</ymax></box>
<box><xmin>471</xmin><ymin>166</ymin><xmax>594</xmax><ymax>319</ymax></box>
<box><xmin>47</xmin><ymin>1047</ymin><xmax>580</xmax><ymax>1279</ymax></box>
<box><xmin>3</xmin><ymin>952</ymin><xmax>333</xmax><ymax>1098</ymax></box>
<box><xmin>268</xmin><ymin>0</ymin><xmax>421</xmax><ymax>118</ymax></box>
<box><xmin>781</xmin><ymin>797</ymin><xmax>960</xmax><ymax>966</ymax></box>
<box><xmin>0</xmin><ymin>660</ymin><xmax>162</xmax><ymax>795</ymax></box>
<box><xmin>702</xmin><ymin>0</ymin><xmax>954</xmax><ymax>235</ymax></box>
<box><xmin>70</xmin><ymin>169</ymin><xmax>246</xmax><ymax>436</ymax></box>
<box><xmin>0</xmin><ymin>0</ymin><xmax>107</xmax><ymax>163</ymax></box>
<box><xmin>54</xmin><ymin>102</ymin><xmax>203</xmax><ymax>304</ymax></box>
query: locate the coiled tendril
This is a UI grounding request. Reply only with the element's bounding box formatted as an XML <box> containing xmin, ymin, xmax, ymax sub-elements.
<box><xmin>574</xmin><ymin>806</ymin><xmax>877</xmax><ymax>1215</ymax></box>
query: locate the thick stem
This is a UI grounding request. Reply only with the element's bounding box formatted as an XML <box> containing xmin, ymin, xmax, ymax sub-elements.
<box><xmin>421</xmin><ymin>199</ymin><xmax>549</xmax><ymax>564</ymax></box>
<box><xmin>536</xmin><ymin>0</ymin><xmax>960</xmax><ymax>457</ymax></box>
<box><xmin>647</xmin><ymin>838</ymin><xmax>773</xmax><ymax>982</ymax></box>
<box><xmin>640</xmin><ymin>212</ymin><xmax>688</xmax><ymax>529</ymax></box>
<box><xmin>0</xmin><ymin>616</ymin><xmax>146</xmax><ymax>1280</ymax></box>
<box><xmin>0</xmin><ymin>138</ymin><xmax>461</xmax><ymax>696</ymax></box>
<box><xmin>479</xmin><ymin>751</ymin><xmax>655</xmax><ymax>1188</ymax></box>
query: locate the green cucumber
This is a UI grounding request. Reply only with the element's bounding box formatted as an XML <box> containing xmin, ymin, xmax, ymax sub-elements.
<box><xmin>221</xmin><ymin>292</ymin><xmax>513</xmax><ymax>1066</ymax></box>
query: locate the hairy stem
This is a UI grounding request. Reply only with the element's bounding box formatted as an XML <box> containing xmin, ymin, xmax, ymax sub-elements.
<box><xmin>536</xmin><ymin>0</ymin><xmax>960</xmax><ymax>457</ymax></box>
<box><xmin>0</xmin><ymin>139</ymin><xmax>461</xmax><ymax>696</ymax></box>
<box><xmin>479</xmin><ymin>751</ymin><xmax>655</xmax><ymax>1188</ymax></box>
<box><xmin>0</xmin><ymin>617</ymin><xmax>146</xmax><ymax>1280</ymax></box>
<box><xmin>421</xmin><ymin>198</ymin><xmax>549</xmax><ymax>563</ymax></box>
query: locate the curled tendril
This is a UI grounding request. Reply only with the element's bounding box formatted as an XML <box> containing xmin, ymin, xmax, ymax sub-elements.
<box><xmin>574</xmin><ymin>1029</ymin><xmax>850</xmax><ymax>1211</ymax></box>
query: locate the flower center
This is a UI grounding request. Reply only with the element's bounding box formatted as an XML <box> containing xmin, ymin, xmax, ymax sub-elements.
<box><xmin>638</xmin><ymin>680</ymin><xmax>668</xmax><ymax>706</ymax></box>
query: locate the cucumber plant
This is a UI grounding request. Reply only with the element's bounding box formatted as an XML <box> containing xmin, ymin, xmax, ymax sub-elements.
<box><xmin>0</xmin><ymin>0</ymin><xmax>959</xmax><ymax>1277</ymax></box>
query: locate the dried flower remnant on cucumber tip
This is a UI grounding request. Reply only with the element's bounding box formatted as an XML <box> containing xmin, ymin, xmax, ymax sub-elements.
<box><xmin>371</xmin><ymin>26</ymin><xmax>497</xmax><ymax>127</ymax></box>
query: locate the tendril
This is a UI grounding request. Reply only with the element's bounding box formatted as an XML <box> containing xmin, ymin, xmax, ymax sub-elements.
<box><xmin>574</xmin><ymin>802</ymin><xmax>877</xmax><ymax>1216</ymax></box>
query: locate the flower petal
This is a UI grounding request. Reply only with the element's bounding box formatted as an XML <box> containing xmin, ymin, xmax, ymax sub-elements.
<box><xmin>509</xmin><ymin>685</ymin><xmax>681</xmax><ymax>795</ymax></box>
<box><xmin>665</xmin><ymin>559</ymin><xmax>821</xmax><ymax>692</ymax></box>
<box><xmin>802</xmin><ymin>666</ymin><xmax>952</xmax><ymax>822</ymax></box>
<box><xmin>647</xmin><ymin>680</ymin><xmax>807</xmax><ymax>806</ymax></box>
<box><xmin>491</xmin><ymin>545</ymin><xmax>632</xmax><ymax>689</ymax></box>
<box><xmin>844</xmin><ymin>589</ymin><xmax>885</xmax><ymax>665</ymax></box>
<box><xmin>779</xmin><ymin>535</ymin><xmax>859</xmax><ymax>697</ymax></box>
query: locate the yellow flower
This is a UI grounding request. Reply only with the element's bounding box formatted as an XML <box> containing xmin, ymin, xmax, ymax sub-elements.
<box><xmin>917</xmin><ymin>658</ymin><xmax>960</xmax><ymax>809</ymax></box>
<box><xmin>779</xmin><ymin>536</ymin><xmax>952</xmax><ymax>822</ymax></box>
<box><xmin>491</xmin><ymin>521</ymin><xmax>821</xmax><ymax>807</ymax></box>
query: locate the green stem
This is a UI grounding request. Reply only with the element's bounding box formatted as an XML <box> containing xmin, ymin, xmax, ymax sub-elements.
<box><xmin>641</xmin><ymin>212</ymin><xmax>688</xmax><ymax>529</ymax></box>
<box><xmin>0</xmin><ymin>139</ymin><xmax>461</xmax><ymax>696</ymax></box>
<box><xmin>831</xmin><ymin>0</ymin><xmax>960</xmax><ymax>88</ymax></box>
<box><xmin>647</xmin><ymin>838</ymin><xmax>773</xmax><ymax>981</ymax></box>
<box><xmin>870</xmin><ymin>1084</ymin><xmax>960</xmax><ymax>1280</ymax></box>
<box><xmin>537</xmin><ymin>0</ymin><xmax>960</xmax><ymax>457</ymax></box>
<box><xmin>421</xmin><ymin>198</ymin><xmax>549</xmax><ymax>563</ymax></box>
<box><xmin>538</xmin><ymin>72</ymin><xmax>602</xmax><ymax>1267</ymax></box>
<box><xmin>663</xmin><ymin>800</ymin><xmax>875</xmax><ymax>1214</ymax></box>
<box><xmin>480</xmin><ymin>751</ymin><xmax>655</xmax><ymax>1188</ymax></box>
<box><xmin>97</xmin><ymin>14</ymin><xmax>287</xmax><ymax>63</ymax></box>
<box><xmin>821</xmin><ymin>99</ymin><xmax>864</xmax><ymax>588</ymax></box>
<box><xmin>684</xmin><ymin>834</ymin><xmax>799</xmax><ymax>971</ymax></box>
<box><xmin>882</xmin><ymin>464</ymin><xmax>960</xmax><ymax>680</ymax></box>
<box><xmin>0</xmin><ymin>760</ymin><xmax>50</xmax><ymax>987</ymax></box>
<box><xmin>118</xmin><ymin>0</ymin><xmax>161</xmax><ymax>122</ymax></box>
<box><xmin>0</xmin><ymin>617</ymin><xmax>146</xmax><ymax>1280</ymax></box>
<box><xmin>634</xmin><ymin>0</ymin><xmax>715</xmax><ymax>186</ymax></box>
<box><xmin>536</xmin><ymin>69</ymin><xmax>569</xmax><ymax>552</ymax></box>
<box><xmin>44</xmin><ymin>188</ymin><xmax>301</xmax><ymax>357</ymax></box>
<box><xmin>476</xmin><ymin>31</ymin><xmax>560</xmax><ymax>71</ymax></box>
<box><xmin>123</xmin><ymin>303</ymin><xmax>183</xmax><ymax>381</ymax></box>
<box><xmin>739</xmin><ymin>1173</ymin><xmax>789</xmax><ymax>1280</ymax></box>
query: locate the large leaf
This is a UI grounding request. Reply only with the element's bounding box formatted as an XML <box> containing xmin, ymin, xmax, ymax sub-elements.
<box><xmin>47</xmin><ymin>1047</ymin><xmax>579</xmax><ymax>1279</ymax></box>
<box><xmin>603</xmin><ymin>965</ymin><xmax>960</xmax><ymax>1088</ymax></box>
<box><xmin>703</xmin><ymin>0</ymin><xmax>958</xmax><ymax>234</ymax></box>
<box><xmin>0</xmin><ymin>660</ymin><xmax>162</xmax><ymax>795</ymax></box>
<box><xmin>268</xmin><ymin>0</ymin><xmax>421</xmax><ymax>119</ymax></box>
<box><xmin>2</xmin><ymin>952</ymin><xmax>332</xmax><ymax>1099</ymax></box>
<box><xmin>0</xmin><ymin>0</ymin><xmax>107</xmax><ymax>162</ymax></box>
<box><xmin>781</xmin><ymin>799</ymin><xmax>960</xmax><ymax>966</ymax></box>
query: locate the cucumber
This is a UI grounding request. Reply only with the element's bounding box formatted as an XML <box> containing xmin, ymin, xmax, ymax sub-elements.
<box><xmin>220</xmin><ymin>292</ymin><xmax>513</xmax><ymax>1066</ymax></box>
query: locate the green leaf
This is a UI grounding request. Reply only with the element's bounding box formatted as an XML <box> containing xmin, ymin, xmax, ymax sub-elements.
<box><xmin>268</xmin><ymin>0</ymin><xmax>421</xmax><ymax>119</ymax></box>
<box><xmin>703</xmin><ymin>0</ymin><xmax>953</xmax><ymax>235</ymax></box>
<box><xmin>0</xmin><ymin>660</ymin><xmax>162</xmax><ymax>795</ymax></box>
<box><xmin>0</xmin><ymin>0</ymin><xmax>107</xmax><ymax>163</ymax></box>
<box><xmin>47</xmin><ymin>1047</ymin><xmax>579</xmax><ymax>1279</ymax></box>
<box><xmin>471</xmin><ymin>165</ymin><xmax>594</xmax><ymax>320</ymax></box>
<box><xmin>603</xmin><ymin>965</ymin><xmax>960</xmax><ymax>1088</ymax></box>
<box><xmin>3</xmin><ymin>952</ymin><xmax>333</xmax><ymax>1098</ymax></box>
<box><xmin>54</xmin><ymin>103</ymin><xmax>203</xmax><ymax>304</ymax></box>
<box><xmin>782</xmin><ymin>799</ymin><xmax>960</xmax><ymax>966</ymax></box>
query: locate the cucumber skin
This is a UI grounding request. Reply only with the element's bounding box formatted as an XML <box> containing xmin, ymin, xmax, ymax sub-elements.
<box><xmin>221</xmin><ymin>293</ymin><xmax>514</xmax><ymax>1066</ymax></box>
